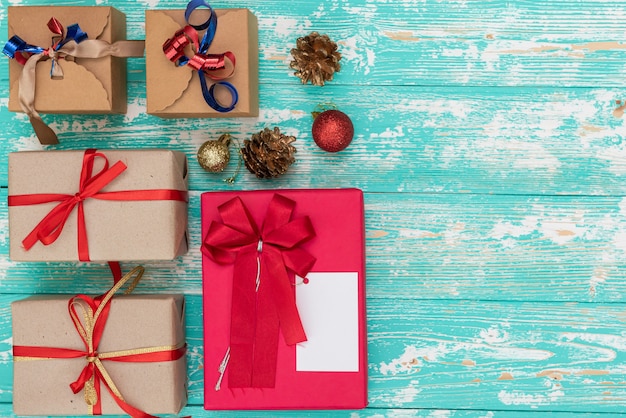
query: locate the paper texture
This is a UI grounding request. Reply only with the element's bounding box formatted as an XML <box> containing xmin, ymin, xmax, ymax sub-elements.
<box><xmin>8</xmin><ymin>149</ymin><xmax>188</xmax><ymax>261</ymax></box>
<box><xmin>202</xmin><ymin>188</ymin><xmax>368</xmax><ymax>410</ymax></box>
<box><xmin>145</xmin><ymin>8</ymin><xmax>259</xmax><ymax>118</ymax></box>
<box><xmin>8</xmin><ymin>6</ymin><xmax>129</xmax><ymax>114</ymax></box>
<box><xmin>12</xmin><ymin>294</ymin><xmax>187</xmax><ymax>415</ymax></box>
<box><xmin>296</xmin><ymin>272</ymin><xmax>360</xmax><ymax>372</ymax></box>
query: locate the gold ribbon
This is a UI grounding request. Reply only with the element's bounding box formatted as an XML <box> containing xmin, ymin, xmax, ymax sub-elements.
<box><xmin>14</xmin><ymin>266</ymin><xmax>187</xmax><ymax>417</ymax></box>
<box><xmin>19</xmin><ymin>39</ymin><xmax>145</xmax><ymax>145</ymax></box>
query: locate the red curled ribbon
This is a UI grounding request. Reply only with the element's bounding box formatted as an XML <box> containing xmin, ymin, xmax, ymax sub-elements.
<box><xmin>13</xmin><ymin>266</ymin><xmax>187</xmax><ymax>417</ymax></box>
<box><xmin>202</xmin><ymin>194</ymin><xmax>316</xmax><ymax>388</ymax></box>
<box><xmin>163</xmin><ymin>26</ymin><xmax>235</xmax><ymax>78</ymax></box>
<box><xmin>8</xmin><ymin>149</ymin><xmax>188</xmax><ymax>262</ymax></box>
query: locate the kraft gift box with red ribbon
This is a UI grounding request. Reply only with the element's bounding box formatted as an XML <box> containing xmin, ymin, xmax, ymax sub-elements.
<box><xmin>8</xmin><ymin>149</ymin><xmax>188</xmax><ymax>262</ymax></box>
<box><xmin>5</xmin><ymin>7</ymin><xmax>145</xmax><ymax>144</ymax></box>
<box><xmin>12</xmin><ymin>266</ymin><xmax>188</xmax><ymax>416</ymax></box>
<box><xmin>145</xmin><ymin>1</ymin><xmax>259</xmax><ymax>118</ymax></box>
<box><xmin>201</xmin><ymin>189</ymin><xmax>368</xmax><ymax>409</ymax></box>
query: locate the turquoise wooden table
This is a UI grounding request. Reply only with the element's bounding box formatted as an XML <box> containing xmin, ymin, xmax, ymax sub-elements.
<box><xmin>2</xmin><ymin>0</ymin><xmax>626</xmax><ymax>416</ymax></box>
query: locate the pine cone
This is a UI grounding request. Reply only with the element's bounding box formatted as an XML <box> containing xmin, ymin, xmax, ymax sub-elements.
<box><xmin>241</xmin><ymin>127</ymin><xmax>296</xmax><ymax>179</ymax></box>
<box><xmin>290</xmin><ymin>32</ymin><xmax>341</xmax><ymax>86</ymax></box>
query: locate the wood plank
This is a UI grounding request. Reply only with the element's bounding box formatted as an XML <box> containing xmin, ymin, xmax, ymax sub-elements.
<box><xmin>2</xmin><ymin>0</ymin><xmax>626</xmax><ymax>87</ymax></box>
<box><xmin>2</xmin><ymin>190</ymin><xmax>624</xmax><ymax>303</ymax></box>
<box><xmin>1</xmin><ymin>295</ymin><xmax>625</xmax><ymax>413</ymax></box>
<box><xmin>1</xmin><ymin>84</ymin><xmax>626</xmax><ymax>196</ymax></box>
<box><xmin>0</xmin><ymin>403</ymin><xmax>613</xmax><ymax>418</ymax></box>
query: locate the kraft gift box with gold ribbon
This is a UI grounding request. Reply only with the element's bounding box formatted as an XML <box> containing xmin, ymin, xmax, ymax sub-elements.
<box><xmin>6</xmin><ymin>6</ymin><xmax>145</xmax><ymax>144</ymax></box>
<box><xmin>201</xmin><ymin>189</ymin><xmax>368</xmax><ymax>409</ymax></box>
<box><xmin>8</xmin><ymin>149</ymin><xmax>188</xmax><ymax>262</ymax></box>
<box><xmin>145</xmin><ymin>4</ymin><xmax>258</xmax><ymax>118</ymax></box>
<box><xmin>12</xmin><ymin>267</ymin><xmax>188</xmax><ymax>416</ymax></box>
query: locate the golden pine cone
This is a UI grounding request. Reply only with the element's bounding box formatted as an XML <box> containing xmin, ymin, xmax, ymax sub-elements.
<box><xmin>241</xmin><ymin>127</ymin><xmax>296</xmax><ymax>178</ymax></box>
<box><xmin>290</xmin><ymin>32</ymin><xmax>341</xmax><ymax>86</ymax></box>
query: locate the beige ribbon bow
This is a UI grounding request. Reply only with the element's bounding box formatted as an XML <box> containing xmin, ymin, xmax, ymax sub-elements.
<box><xmin>19</xmin><ymin>39</ymin><xmax>145</xmax><ymax>144</ymax></box>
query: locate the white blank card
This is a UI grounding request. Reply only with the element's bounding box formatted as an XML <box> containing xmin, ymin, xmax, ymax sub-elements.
<box><xmin>295</xmin><ymin>272</ymin><xmax>359</xmax><ymax>372</ymax></box>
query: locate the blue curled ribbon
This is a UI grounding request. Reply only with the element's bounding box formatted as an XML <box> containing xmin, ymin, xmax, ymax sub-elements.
<box><xmin>163</xmin><ymin>0</ymin><xmax>238</xmax><ymax>112</ymax></box>
<box><xmin>3</xmin><ymin>18</ymin><xmax>88</xmax><ymax>77</ymax></box>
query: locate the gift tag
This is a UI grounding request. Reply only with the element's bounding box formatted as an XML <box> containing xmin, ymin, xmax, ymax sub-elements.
<box><xmin>295</xmin><ymin>272</ymin><xmax>359</xmax><ymax>372</ymax></box>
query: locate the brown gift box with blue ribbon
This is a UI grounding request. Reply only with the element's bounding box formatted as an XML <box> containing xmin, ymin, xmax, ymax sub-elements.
<box><xmin>6</xmin><ymin>6</ymin><xmax>145</xmax><ymax>144</ymax></box>
<box><xmin>12</xmin><ymin>268</ymin><xmax>188</xmax><ymax>415</ymax></box>
<box><xmin>145</xmin><ymin>6</ymin><xmax>259</xmax><ymax>118</ymax></box>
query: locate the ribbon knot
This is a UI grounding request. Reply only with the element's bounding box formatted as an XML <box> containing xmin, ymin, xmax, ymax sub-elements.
<box><xmin>3</xmin><ymin>17</ymin><xmax>86</xmax><ymax>67</ymax></box>
<box><xmin>202</xmin><ymin>194</ymin><xmax>316</xmax><ymax>388</ymax></box>
<box><xmin>162</xmin><ymin>0</ymin><xmax>238</xmax><ymax>113</ymax></box>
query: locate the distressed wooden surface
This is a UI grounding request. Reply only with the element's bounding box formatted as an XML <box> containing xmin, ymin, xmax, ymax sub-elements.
<box><xmin>1</xmin><ymin>0</ymin><xmax>626</xmax><ymax>417</ymax></box>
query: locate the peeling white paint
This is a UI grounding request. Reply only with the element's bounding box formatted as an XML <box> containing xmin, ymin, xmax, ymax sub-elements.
<box><xmin>0</xmin><ymin>218</ymin><xmax>8</xmax><ymax>246</ymax></box>
<box><xmin>598</xmin><ymin>146</ymin><xmax>626</xmax><ymax>176</ymax></box>
<box><xmin>138</xmin><ymin>0</ymin><xmax>161</xmax><ymax>8</ymax></box>
<box><xmin>258</xmin><ymin>16</ymin><xmax>309</xmax><ymax>38</ymax></box>
<box><xmin>393</xmin><ymin>380</ymin><xmax>422</xmax><ymax>404</ymax></box>
<box><xmin>427</xmin><ymin>410</ymin><xmax>453</xmax><ymax>418</ymax></box>
<box><xmin>378</xmin><ymin>345</ymin><xmax>423</xmax><ymax>375</ymax></box>
<box><xmin>498</xmin><ymin>388</ymin><xmax>564</xmax><ymax>407</ymax></box>
<box><xmin>124</xmin><ymin>98</ymin><xmax>145</xmax><ymax>123</ymax></box>
<box><xmin>256</xmin><ymin>108</ymin><xmax>308</xmax><ymax>125</ymax></box>
<box><xmin>562</xmin><ymin>332</ymin><xmax>626</xmax><ymax>352</ymax></box>
<box><xmin>0</xmin><ymin>337</ymin><xmax>12</xmax><ymax>361</ymax></box>
<box><xmin>371</xmin><ymin>126</ymin><xmax>404</xmax><ymax>139</ymax></box>
<box><xmin>540</xmin><ymin>219</ymin><xmax>585</xmax><ymax>245</ymax></box>
<box><xmin>491</xmin><ymin>216</ymin><xmax>538</xmax><ymax>239</ymax></box>
<box><xmin>479</xmin><ymin>326</ymin><xmax>510</xmax><ymax>345</ymax></box>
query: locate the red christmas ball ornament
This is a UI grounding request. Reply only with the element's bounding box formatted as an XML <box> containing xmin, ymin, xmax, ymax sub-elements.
<box><xmin>311</xmin><ymin>109</ymin><xmax>354</xmax><ymax>152</ymax></box>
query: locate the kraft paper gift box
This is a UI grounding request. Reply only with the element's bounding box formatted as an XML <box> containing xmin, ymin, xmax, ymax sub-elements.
<box><xmin>8</xmin><ymin>149</ymin><xmax>188</xmax><ymax>262</ymax></box>
<box><xmin>12</xmin><ymin>282</ymin><xmax>187</xmax><ymax>415</ymax></box>
<box><xmin>201</xmin><ymin>189</ymin><xmax>368</xmax><ymax>409</ymax></box>
<box><xmin>145</xmin><ymin>7</ymin><xmax>259</xmax><ymax>118</ymax></box>
<box><xmin>7</xmin><ymin>7</ymin><xmax>144</xmax><ymax>144</ymax></box>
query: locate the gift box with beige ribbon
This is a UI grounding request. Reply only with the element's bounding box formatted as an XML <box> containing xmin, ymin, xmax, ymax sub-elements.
<box><xmin>5</xmin><ymin>6</ymin><xmax>145</xmax><ymax>144</ymax></box>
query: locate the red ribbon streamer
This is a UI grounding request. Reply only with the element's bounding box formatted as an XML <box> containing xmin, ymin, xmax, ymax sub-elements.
<box><xmin>202</xmin><ymin>194</ymin><xmax>316</xmax><ymax>388</ymax></box>
<box><xmin>8</xmin><ymin>149</ymin><xmax>188</xmax><ymax>261</ymax></box>
<box><xmin>13</xmin><ymin>267</ymin><xmax>187</xmax><ymax>418</ymax></box>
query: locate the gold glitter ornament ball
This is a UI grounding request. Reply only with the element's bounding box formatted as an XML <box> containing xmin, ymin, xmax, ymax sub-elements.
<box><xmin>197</xmin><ymin>133</ymin><xmax>231</xmax><ymax>172</ymax></box>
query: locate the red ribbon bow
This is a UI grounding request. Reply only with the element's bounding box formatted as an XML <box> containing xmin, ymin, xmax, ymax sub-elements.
<box><xmin>162</xmin><ymin>26</ymin><xmax>235</xmax><ymax>80</ymax></box>
<box><xmin>13</xmin><ymin>266</ymin><xmax>187</xmax><ymax>418</ymax></box>
<box><xmin>8</xmin><ymin>149</ymin><xmax>188</xmax><ymax>262</ymax></box>
<box><xmin>202</xmin><ymin>194</ymin><xmax>316</xmax><ymax>388</ymax></box>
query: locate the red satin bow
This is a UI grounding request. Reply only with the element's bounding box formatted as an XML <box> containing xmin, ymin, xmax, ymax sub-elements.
<box><xmin>202</xmin><ymin>194</ymin><xmax>316</xmax><ymax>388</ymax></box>
<box><xmin>8</xmin><ymin>149</ymin><xmax>188</xmax><ymax>261</ymax></box>
<box><xmin>13</xmin><ymin>267</ymin><xmax>187</xmax><ymax>418</ymax></box>
<box><xmin>162</xmin><ymin>26</ymin><xmax>235</xmax><ymax>80</ymax></box>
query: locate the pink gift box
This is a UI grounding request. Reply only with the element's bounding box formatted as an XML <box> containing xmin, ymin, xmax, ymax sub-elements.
<box><xmin>201</xmin><ymin>188</ymin><xmax>368</xmax><ymax>409</ymax></box>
